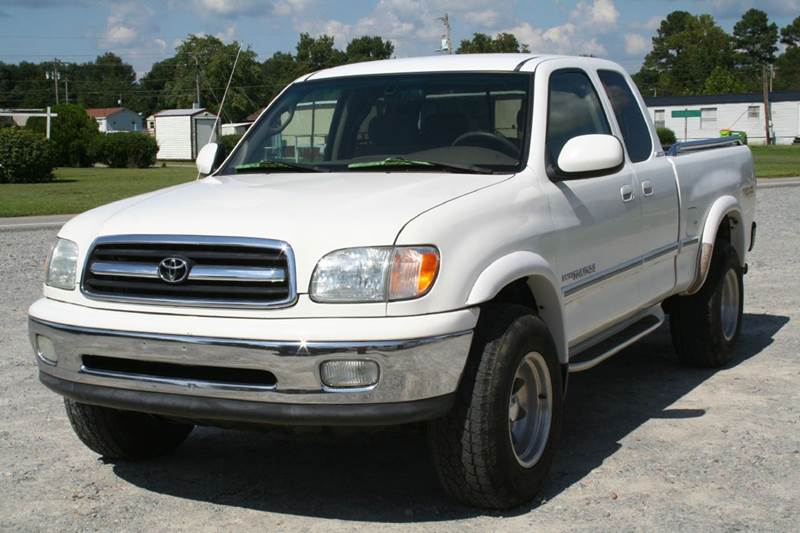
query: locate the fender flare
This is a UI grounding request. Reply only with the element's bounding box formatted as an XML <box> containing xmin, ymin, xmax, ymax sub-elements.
<box><xmin>467</xmin><ymin>251</ymin><xmax>568</xmax><ymax>363</ymax></box>
<box><xmin>686</xmin><ymin>195</ymin><xmax>744</xmax><ymax>295</ymax></box>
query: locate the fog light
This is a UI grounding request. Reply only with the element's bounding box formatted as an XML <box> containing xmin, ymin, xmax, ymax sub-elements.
<box><xmin>320</xmin><ymin>360</ymin><xmax>379</xmax><ymax>389</ymax></box>
<box><xmin>35</xmin><ymin>335</ymin><xmax>57</xmax><ymax>365</ymax></box>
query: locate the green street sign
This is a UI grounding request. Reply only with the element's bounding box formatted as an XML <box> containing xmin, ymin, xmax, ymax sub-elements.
<box><xmin>672</xmin><ymin>109</ymin><xmax>702</xmax><ymax>118</ymax></box>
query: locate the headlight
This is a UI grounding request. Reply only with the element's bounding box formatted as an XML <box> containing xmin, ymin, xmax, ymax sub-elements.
<box><xmin>310</xmin><ymin>246</ymin><xmax>439</xmax><ymax>303</ymax></box>
<box><xmin>45</xmin><ymin>238</ymin><xmax>79</xmax><ymax>290</ymax></box>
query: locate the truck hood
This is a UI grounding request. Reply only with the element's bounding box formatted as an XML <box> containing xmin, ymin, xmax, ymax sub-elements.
<box><xmin>62</xmin><ymin>171</ymin><xmax>509</xmax><ymax>289</ymax></box>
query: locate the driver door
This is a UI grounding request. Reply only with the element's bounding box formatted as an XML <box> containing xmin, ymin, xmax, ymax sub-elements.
<box><xmin>539</xmin><ymin>67</ymin><xmax>643</xmax><ymax>345</ymax></box>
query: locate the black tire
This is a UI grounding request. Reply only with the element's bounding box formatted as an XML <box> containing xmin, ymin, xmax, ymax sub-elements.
<box><xmin>670</xmin><ymin>240</ymin><xmax>743</xmax><ymax>368</ymax></box>
<box><xmin>64</xmin><ymin>399</ymin><xmax>193</xmax><ymax>460</ymax></box>
<box><xmin>428</xmin><ymin>304</ymin><xmax>563</xmax><ymax>509</ymax></box>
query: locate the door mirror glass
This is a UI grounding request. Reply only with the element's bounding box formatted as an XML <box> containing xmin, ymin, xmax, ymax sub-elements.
<box><xmin>196</xmin><ymin>142</ymin><xmax>220</xmax><ymax>176</ymax></box>
<box><xmin>556</xmin><ymin>134</ymin><xmax>623</xmax><ymax>177</ymax></box>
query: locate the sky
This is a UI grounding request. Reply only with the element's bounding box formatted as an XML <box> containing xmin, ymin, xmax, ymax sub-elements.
<box><xmin>0</xmin><ymin>0</ymin><xmax>798</xmax><ymax>77</ymax></box>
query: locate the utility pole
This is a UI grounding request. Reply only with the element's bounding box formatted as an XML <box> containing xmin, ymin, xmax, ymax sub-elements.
<box><xmin>762</xmin><ymin>64</ymin><xmax>772</xmax><ymax>145</ymax></box>
<box><xmin>194</xmin><ymin>55</ymin><xmax>201</xmax><ymax>109</ymax></box>
<box><xmin>437</xmin><ymin>13</ymin><xmax>452</xmax><ymax>54</ymax></box>
<box><xmin>63</xmin><ymin>77</ymin><xmax>69</xmax><ymax>104</ymax></box>
<box><xmin>45</xmin><ymin>58</ymin><xmax>60</xmax><ymax>105</ymax></box>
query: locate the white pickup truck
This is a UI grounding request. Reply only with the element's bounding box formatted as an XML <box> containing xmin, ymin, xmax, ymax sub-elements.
<box><xmin>29</xmin><ymin>54</ymin><xmax>756</xmax><ymax>509</ymax></box>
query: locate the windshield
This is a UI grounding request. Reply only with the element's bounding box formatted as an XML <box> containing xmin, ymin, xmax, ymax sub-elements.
<box><xmin>220</xmin><ymin>73</ymin><xmax>532</xmax><ymax>175</ymax></box>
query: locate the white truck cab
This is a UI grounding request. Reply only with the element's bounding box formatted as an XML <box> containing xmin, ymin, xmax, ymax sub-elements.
<box><xmin>29</xmin><ymin>54</ymin><xmax>756</xmax><ymax>509</ymax></box>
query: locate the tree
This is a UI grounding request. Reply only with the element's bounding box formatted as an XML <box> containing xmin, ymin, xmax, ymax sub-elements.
<box><xmin>161</xmin><ymin>34</ymin><xmax>265</xmax><ymax>122</ymax></box>
<box><xmin>457</xmin><ymin>32</ymin><xmax>530</xmax><ymax>53</ymax></box>
<box><xmin>635</xmin><ymin>12</ymin><xmax>736</xmax><ymax>96</ymax></box>
<box><xmin>775</xmin><ymin>16</ymin><xmax>800</xmax><ymax>90</ymax></box>
<box><xmin>780</xmin><ymin>16</ymin><xmax>800</xmax><ymax>47</ymax></box>
<box><xmin>702</xmin><ymin>66</ymin><xmax>746</xmax><ymax>94</ymax></box>
<box><xmin>75</xmin><ymin>52</ymin><xmax>137</xmax><ymax>109</ymax></box>
<box><xmin>131</xmin><ymin>57</ymin><xmax>177</xmax><ymax>117</ymax></box>
<box><xmin>733</xmin><ymin>8</ymin><xmax>779</xmax><ymax>74</ymax></box>
<box><xmin>774</xmin><ymin>47</ymin><xmax>800</xmax><ymax>90</ymax></box>
<box><xmin>0</xmin><ymin>61</ymin><xmax>51</xmax><ymax>109</ymax></box>
<box><xmin>295</xmin><ymin>33</ymin><xmax>347</xmax><ymax>71</ymax></box>
<box><xmin>28</xmin><ymin>104</ymin><xmax>99</xmax><ymax>167</ymax></box>
<box><xmin>261</xmin><ymin>51</ymin><xmax>303</xmax><ymax>104</ymax></box>
<box><xmin>345</xmin><ymin>36</ymin><xmax>394</xmax><ymax>62</ymax></box>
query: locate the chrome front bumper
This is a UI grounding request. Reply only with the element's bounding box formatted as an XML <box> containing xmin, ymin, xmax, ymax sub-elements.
<box><xmin>29</xmin><ymin>317</ymin><xmax>473</xmax><ymax>415</ymax></box>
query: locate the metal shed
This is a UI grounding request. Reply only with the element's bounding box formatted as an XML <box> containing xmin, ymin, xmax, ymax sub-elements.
<box><xmin>153</xmin><ymin>108</ymin><xmax>218</xmax><ymax>160</ymax></box>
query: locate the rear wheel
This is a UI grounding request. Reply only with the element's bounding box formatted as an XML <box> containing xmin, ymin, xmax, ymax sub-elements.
<box><xmin>670</xmin><ymin>240</ymin><xmax>743</xmax><ymax>368</ymax></box>
<box><xmin>428</xmin><ymin>304</ymin><xmax>563</xmax><ymax>509</ymax></box>
<box><xmin>64</xmin><ymin>399</ymin><xmax>193</xmax><ymax>460</ymax></box>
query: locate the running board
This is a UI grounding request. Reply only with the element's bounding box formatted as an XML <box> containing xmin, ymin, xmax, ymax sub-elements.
<box><xmin>568</xmin><ymin>313</ymin><xmax>664</xmax><ymax>373</ymax></box>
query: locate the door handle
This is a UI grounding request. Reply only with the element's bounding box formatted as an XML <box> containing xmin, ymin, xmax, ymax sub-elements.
<box><xmin>620</xmin><ymin>184</ymin><xmax>635</xmax><ymax>202</ymax></box>
<box><xmin>641</xmin><ymin>180</ymin><xmax>654</xmax><ymax>196</ymax></box>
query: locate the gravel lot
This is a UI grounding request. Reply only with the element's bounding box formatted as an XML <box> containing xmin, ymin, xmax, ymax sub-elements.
<box><xmin>1</xmin><ymin>186</ymin><xmax>798</xmax><ymax>532</ymax></box>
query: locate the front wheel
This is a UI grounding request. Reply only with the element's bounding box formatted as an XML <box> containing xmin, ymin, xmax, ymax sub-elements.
<box><xmin>64</xmin><ymin>399</ymin><xmax>194</xmax><ymax>460</ymax></box>
<box><xmin>428</xmin><ymin>304</ymin><xmax>563</xmax><ymax>509</ymax></box>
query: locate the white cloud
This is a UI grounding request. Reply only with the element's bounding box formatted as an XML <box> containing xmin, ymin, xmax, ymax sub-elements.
<box><xmin>98</xmin><ymin>3</ymin><xmax>166</xmax><ymax>77</ymax></box>
<box><xmin>215</xmin><ymin>23</ymin><xmax>237</xmax><ymax>42</ymax></box>
<box><xmin>104</xmin><ymin>24</ymin><xmax>138</xmax><ymax>46</ymax></box>
<box><xmin>571</xmin><ymin>0</ymin><xmax>619</xmax><ymax>32</ymax></box>
<box><xmin>631</xmin><ymin>15</ymin><xmax>663</xmax><ymax>32</ymax></box>
<box><xmin>624</xmin><ymin>33</ymin><xmax>649</xmax><ymax>56</ymax></box>
<box><xmin>581</xmin><ymin>38</ymin><xmax>607</xmax><ymax>56</ymax></box>
<box><xmin>462</xmin><ymin>9</ymin><xmax>501</xmax><ymax>29</ymax></box>
<box><xmin>183</xmin><ymin>0</ymin><xmax>315</xmax><ymax>18</ymax></box>
<box><xmin>273</xmin><ymin>0</ymin><xmax>314</xmax><ymax>16</ymax></box>
<box><xmin>101</xmin><ymin>3</ymin><xmax>152</xmax><ymax>46</ymax></box>
<box><xmin>501</xmin><ymin>20</ymin><xmax>607</xmax><ymax>57</ymax></box>
<box><xmin>297</xmin><ymin>0</ymin><xmax>519</xmax><ymax>55</ymax></box>
<box><xmin>697</xmin><ymin>0</ymin><xmax>800</xmax><ymax>18</ymax></box>
<box><xmin>191</xmin><ymin>0</ymin><xmax>262</xmax><ymax>17</ymax></box>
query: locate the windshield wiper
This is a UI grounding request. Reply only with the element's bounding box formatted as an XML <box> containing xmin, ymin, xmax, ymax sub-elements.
<box><xmin>234</xmin><ymin>160</ymin><xmax>329</xmax><ymax>173</ymax></box>
<box><xmin>347</xmin><ymin>157</ymin><xmax>494</xmax><ymax>174</ymax></box>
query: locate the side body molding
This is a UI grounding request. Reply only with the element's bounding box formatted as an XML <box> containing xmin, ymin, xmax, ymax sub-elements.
<box><xmin>467</xmin><ymin>251</ymin><xmax>567</xmax><ymax>363</ymax></box>
<box><xmin>686</xmin><ymin>194</ymin><xmax>744</xmax><ymax>295</ymax></box>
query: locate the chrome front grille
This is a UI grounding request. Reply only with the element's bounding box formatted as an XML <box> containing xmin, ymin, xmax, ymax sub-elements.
<box><xmin>81</xmin><ymin>235</ymin><xmax>297</xmax><ymax>308</ymax></box>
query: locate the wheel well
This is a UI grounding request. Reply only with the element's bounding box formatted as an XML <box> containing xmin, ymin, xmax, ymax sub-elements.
<box><xmin>717</xmin><ymin>215</ymin><xmax>732</xmax><ymax>245</ymax></box>
<box><xmin>489</xmin><ymin>278</ymin><xmax>538</xmax><ymax>313</ymax></box>
<box><xmin>717</xmin><ymin>213</ymin><xmax>745</xmax><ymax>266</ymax></box>
<box><xmin>478</xmin><ymin>275</ymin><xmax>567</xmax><ymax>364</ymax></box>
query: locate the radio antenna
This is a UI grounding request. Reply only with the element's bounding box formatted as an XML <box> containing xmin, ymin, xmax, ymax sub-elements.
<box><xmin>197</xmin><ymin>44</ymin><xmax>242</xmax><ymax>180</ymax></box>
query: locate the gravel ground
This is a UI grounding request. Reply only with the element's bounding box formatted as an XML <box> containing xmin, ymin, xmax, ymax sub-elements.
<box><xmin>1</xmin><ymin>187</ymin><xmax>798</xmax><ymax>532</ymax></box>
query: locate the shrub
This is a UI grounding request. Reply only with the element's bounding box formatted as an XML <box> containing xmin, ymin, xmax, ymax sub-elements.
<box><xmin>657</xmin><ymin>127</ymin><xmax>676</xmax><ymax>147</ymax></box>
<box><xmin>220</xmin><ymin>134</ymin><xmax>243</xmax><ymax>156</ymax></box>
<box><xmin>95</xmin><ymin>132</ymin><xmax>159</xmax><ymax>168</ymax></box>
<box><xmin>0</xmin><ymin>128</ymin><xmax>55</xmax><ymax>183</ymax></box>
<box><xmin>26</xmin><ymin>104</ymin><xmax>99</xmax><ymax>167</ymax></box>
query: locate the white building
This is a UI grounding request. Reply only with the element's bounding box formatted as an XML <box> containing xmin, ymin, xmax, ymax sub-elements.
<box><xmin>220</xmin><ymin>122</ymin><xmax>251</xmax><ymax>136</ymax></box>
<box><xmin>152</xmin><ymin>108</ymin><xmax>218</xmax><ymax>161</ymax></box>
<box><xmin>86</xmin><ymin>107</ymin><xmax>143</xmax><ymax>133</ymax></box>
<box><xmin>645</xmin><ymin>91</ymin><xmax>800</xmax><ymax>145</ymax></box>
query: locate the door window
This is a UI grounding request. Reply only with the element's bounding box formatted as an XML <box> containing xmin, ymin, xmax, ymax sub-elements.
<box><xmin>546</xmin><ymin>69</ymin><xmax>610</xmax><ymax>167</ymax></box>
<box><xmin>598</xmin><ymin>70</ymin><xmax>653</xmax><ymax>162</ymax></box>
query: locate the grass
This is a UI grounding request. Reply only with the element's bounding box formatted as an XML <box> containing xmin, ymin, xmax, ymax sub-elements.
<box><xmin>0</xmin><ymin>166</ymin><xmax>196</xmax><ymax>217</ymax></box>
<box><xmin>750</xmin><ymin>145</ymin><xmax>800</xmax><ymax>178</ymax></box>
<box><xmin>1</xmin><ymin>146</ymin><xmax>798</xmax><ymax>217</ymax></box>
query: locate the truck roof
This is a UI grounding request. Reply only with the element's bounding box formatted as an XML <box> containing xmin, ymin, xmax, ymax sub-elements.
<box><xmin>304</xmin><ymin>53</ymin><xmax>565</xmax><ymax>81</ymax></box>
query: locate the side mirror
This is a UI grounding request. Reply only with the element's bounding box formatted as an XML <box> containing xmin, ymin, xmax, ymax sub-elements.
<box><xmin>556</xmin><ymin>134</ymin><xmax>624</xmax><ymax>177</ymax></box>
<box><xmin>196</xmin><ymin>142</ymin><xmax>220</xmax><ymax>176</ymax></box>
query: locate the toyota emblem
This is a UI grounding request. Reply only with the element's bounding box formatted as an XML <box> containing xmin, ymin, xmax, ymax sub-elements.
<box><xmin>158</xmin><ymin>257</ymin><xmax>189</xmax><ymax>283</ymax></box>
